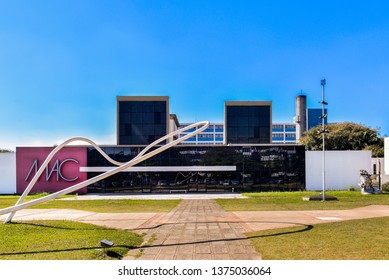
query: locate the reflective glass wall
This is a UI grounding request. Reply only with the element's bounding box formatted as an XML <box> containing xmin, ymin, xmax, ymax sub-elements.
<box><xmin>87</xmin><ymin>145</ymin><xmax>305</xmax><ymax>193</ymax></box>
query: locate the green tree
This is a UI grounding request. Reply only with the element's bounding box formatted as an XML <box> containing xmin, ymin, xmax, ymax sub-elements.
<box><xmin>299</xmin><ymin>122</ymin><xmax>384</xmax><ymax>157</ymax></box>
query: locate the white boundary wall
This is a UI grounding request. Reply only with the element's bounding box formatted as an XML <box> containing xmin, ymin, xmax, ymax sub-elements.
<box><xmin>385</xmin><ymin>137</ymin><xmax>389</xmax><ymax>175</ymax></box>
<box><xmin>306</xmin><ymin>150</ymin><xmax>371</xmax><ymax>190</ymax></box>
<box><xmin>0</xmin><ymin>153</ymin><xmax>16</xmax><ymax>194</ymax></box>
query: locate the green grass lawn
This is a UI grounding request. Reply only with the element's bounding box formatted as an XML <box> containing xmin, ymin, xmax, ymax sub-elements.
<box><xmin>2</xmin><ymin>191</ymin><xmax>389</xmax><ymax>260</ymax></box>
<box><xmin>0</xmin><ymin>220</ymin><xmax>143</xmax><ymax>260</ymax></box>
<box><xmin>3</xmin><ymin>191</ymin><xmax>389</xmax><ymax>212</ymax></box>
<box><xmin>247</xmin><ymin>216</ymin><xmax>389</xmax><ymax>259</ymax></box>
<box><xmin>216</xmin><ymin>191</ymin><xmax>389</xmax><ymax>211</ymax></box>
<box><xmin>0</xmin><ymin>194</ymin><xmax>180</xmax><ymax>212</ymax></box>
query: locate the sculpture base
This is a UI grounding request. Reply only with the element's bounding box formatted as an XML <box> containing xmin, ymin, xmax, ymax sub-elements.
<box><xmin>361</xmin><ymin>187</ymin><xmax>382</xmax><ymax>195</ymax></box>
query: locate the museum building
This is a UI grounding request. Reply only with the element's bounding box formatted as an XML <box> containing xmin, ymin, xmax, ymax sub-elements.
<box><xmin>16</xmin><ymin>96</ymin><xmax>306</xmax><ymax>194</ymax></box>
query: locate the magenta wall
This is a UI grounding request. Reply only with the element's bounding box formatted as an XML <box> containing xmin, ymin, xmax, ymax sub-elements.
<box><xmin>16</xmin><ymin>147</ymin><xmax>88</xmax><ymax>194</ymax></box>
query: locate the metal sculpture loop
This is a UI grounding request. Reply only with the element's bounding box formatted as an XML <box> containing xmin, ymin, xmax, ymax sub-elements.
<box><xmin>1</xmin><ymin>121</ymin><xmax>209</xmax><ymax>223</ymax></box>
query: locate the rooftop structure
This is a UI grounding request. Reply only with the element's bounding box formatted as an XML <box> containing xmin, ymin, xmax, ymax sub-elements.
<box><xmin>117</xmin><ymin>96</ymin><xmax>169</xmax><ymax>145</ymax></box>
<box><xmin>224</xmin><ymin>101</ymin><xmax>272</xmax><ymax>144</ymax></box>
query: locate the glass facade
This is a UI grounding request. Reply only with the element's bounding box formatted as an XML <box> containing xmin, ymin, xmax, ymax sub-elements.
<box><xmin>118</xmin><ymin>100</ymin><xmax>167</xmax><ymax>145</ymax></box>
<box><xmin>272</xmin><ymin>124</ymin><xmax>284</xmax><ymax>132</ymax></box>
<box><xmin>226</xmin><ymin>105</ymin><xmax>271</xmax><ymax>144</ymax></box>
<box><xmin>180</xmin><ymin>122</ymin><xmax>297</xmax><ymax>144</ymax></box>
<box><xmin>86</xmin><ymin>145</ymin><xmax>305</xmax><ymax>193</ymax></box>
<box><xmin>272</xmin><ymin>123</ymin><xmax>297</xmax><ymax>143</ymax></box>
<box><xmin>179</xmin><ymin>123</ymin><xmax>224</xmax><ymax>145</ymax></box>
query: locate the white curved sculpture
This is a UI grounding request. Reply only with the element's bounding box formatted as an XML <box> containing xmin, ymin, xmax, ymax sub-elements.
<box><xmin>1</xmin><ymin>121</ymin><xmax>209</xmax><ymax>223</ymax></box>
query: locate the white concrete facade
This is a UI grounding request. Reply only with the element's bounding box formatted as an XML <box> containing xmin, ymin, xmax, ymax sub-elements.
<box><xmin>371</xmin><ymin>158</ymin><xmax>389</xmax><ymax>185</ymax></box>
<box><xmin>0</xmin><ymin>153</ymin><xmax>16</xmax><ymax>194</ymax></box>
<box><xmin>306</xmin><ymin>150</ymin><xmax>372</xmax><ymax>190</ymax></box>
<box><xmin>385</xmin><ymin>137</ymin><xmax>389</xmax><ymax>175</ymax></box>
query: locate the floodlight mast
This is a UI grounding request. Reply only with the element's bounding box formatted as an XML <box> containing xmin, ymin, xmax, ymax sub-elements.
<box><xmin>321</xmin><ymin>79</ymin><xmax>327</xmax><ymax>201</ymax></box>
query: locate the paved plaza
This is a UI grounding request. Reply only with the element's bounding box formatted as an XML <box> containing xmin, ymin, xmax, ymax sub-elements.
<box><xmin>2</xmin><ymin>194</ymin><xmax>389</xmax><ymax>260</ymax></box>
<box><xmin>124</xmin><ymin>199</ymin><xmax>261</xmax><ymax>260</ymax></box>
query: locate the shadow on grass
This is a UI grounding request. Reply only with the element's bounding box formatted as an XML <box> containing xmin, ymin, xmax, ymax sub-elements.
<box><xmin>247</xmin><ymin>222</ymin><xmax>314</xmax><ymax>238</ymax></box>
<box><xmin>0</xmin><ymin>244</ymin><xmax>135</xmax><ymax>258</ymax></box>
<box><xmin>1</xmin><ymin>221</ymin><xmax>312</xmax><ymax>259</ymax></box>
<box><xmin>106</xmin><ymin>250</ymin><xmax>123</xmax><ymax>258</ymax></box>
<box><xmin>1</xmin><ymin>222</ymin><xmax>137</xmax><ymax>259</ymax></box>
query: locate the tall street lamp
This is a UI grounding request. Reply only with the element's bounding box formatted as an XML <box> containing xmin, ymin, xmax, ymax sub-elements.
<box><xmin>303</xmin><ymin>79</ymin><xmax>336</xmax><ymax>202</ymax></box>
<box><xmin>320</xmin><ymin>79</ymin><xmax>328</xmax><ymax>201</ymax></box>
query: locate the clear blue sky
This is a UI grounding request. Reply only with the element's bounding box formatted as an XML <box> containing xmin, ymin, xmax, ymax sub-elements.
<box><xmin>1</xmin><ymin>0</ymin><xmax>389</xmax><ymax>150</ymax></box>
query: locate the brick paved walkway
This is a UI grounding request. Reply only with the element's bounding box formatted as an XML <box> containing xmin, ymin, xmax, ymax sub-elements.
<box><xmin>125</xmin><ymin>199</ymin><xmax>261</xmax><ymax>260</ymax></box>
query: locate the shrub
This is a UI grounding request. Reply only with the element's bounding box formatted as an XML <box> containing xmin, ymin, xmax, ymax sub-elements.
<box><xmin>382</xmin><ymin>182</ymin><xmax>389</xmax><ymax>192</ymax></box>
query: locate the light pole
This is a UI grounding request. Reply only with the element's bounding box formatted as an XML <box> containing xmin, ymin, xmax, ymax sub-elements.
<box><xmin>320</xmin><ymin>79</ymin><xmax>327</xmax><ymax>201</ymax></box>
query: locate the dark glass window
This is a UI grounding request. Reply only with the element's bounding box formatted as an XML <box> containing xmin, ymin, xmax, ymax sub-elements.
<box><xmin>154</xmin><ymin>112</ymin><xmax>161</xmax><ymax>124</ymax></box>
<box><xmin>119</xmin><ymin>102</ymin><xmax>131</xmax><ymax>113</ymax></box>
<box><xmin>143</xmin><ymin>102</ymin><xmax>154</xmax><ymax>112</ymax></box>
<box><xmin>226</xmin><ymin>105</ymin><xmax>271</xmax><ymax>144</ymax></box>
<box><xmin>142</xmin><ymin>112</ymin><xmax>154</xmax><ymax>124</ymax></box>
<box><xmin>118</xmin><ymin>100</ymin><xmax>167</xmax><ymax>145</ymax></box>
